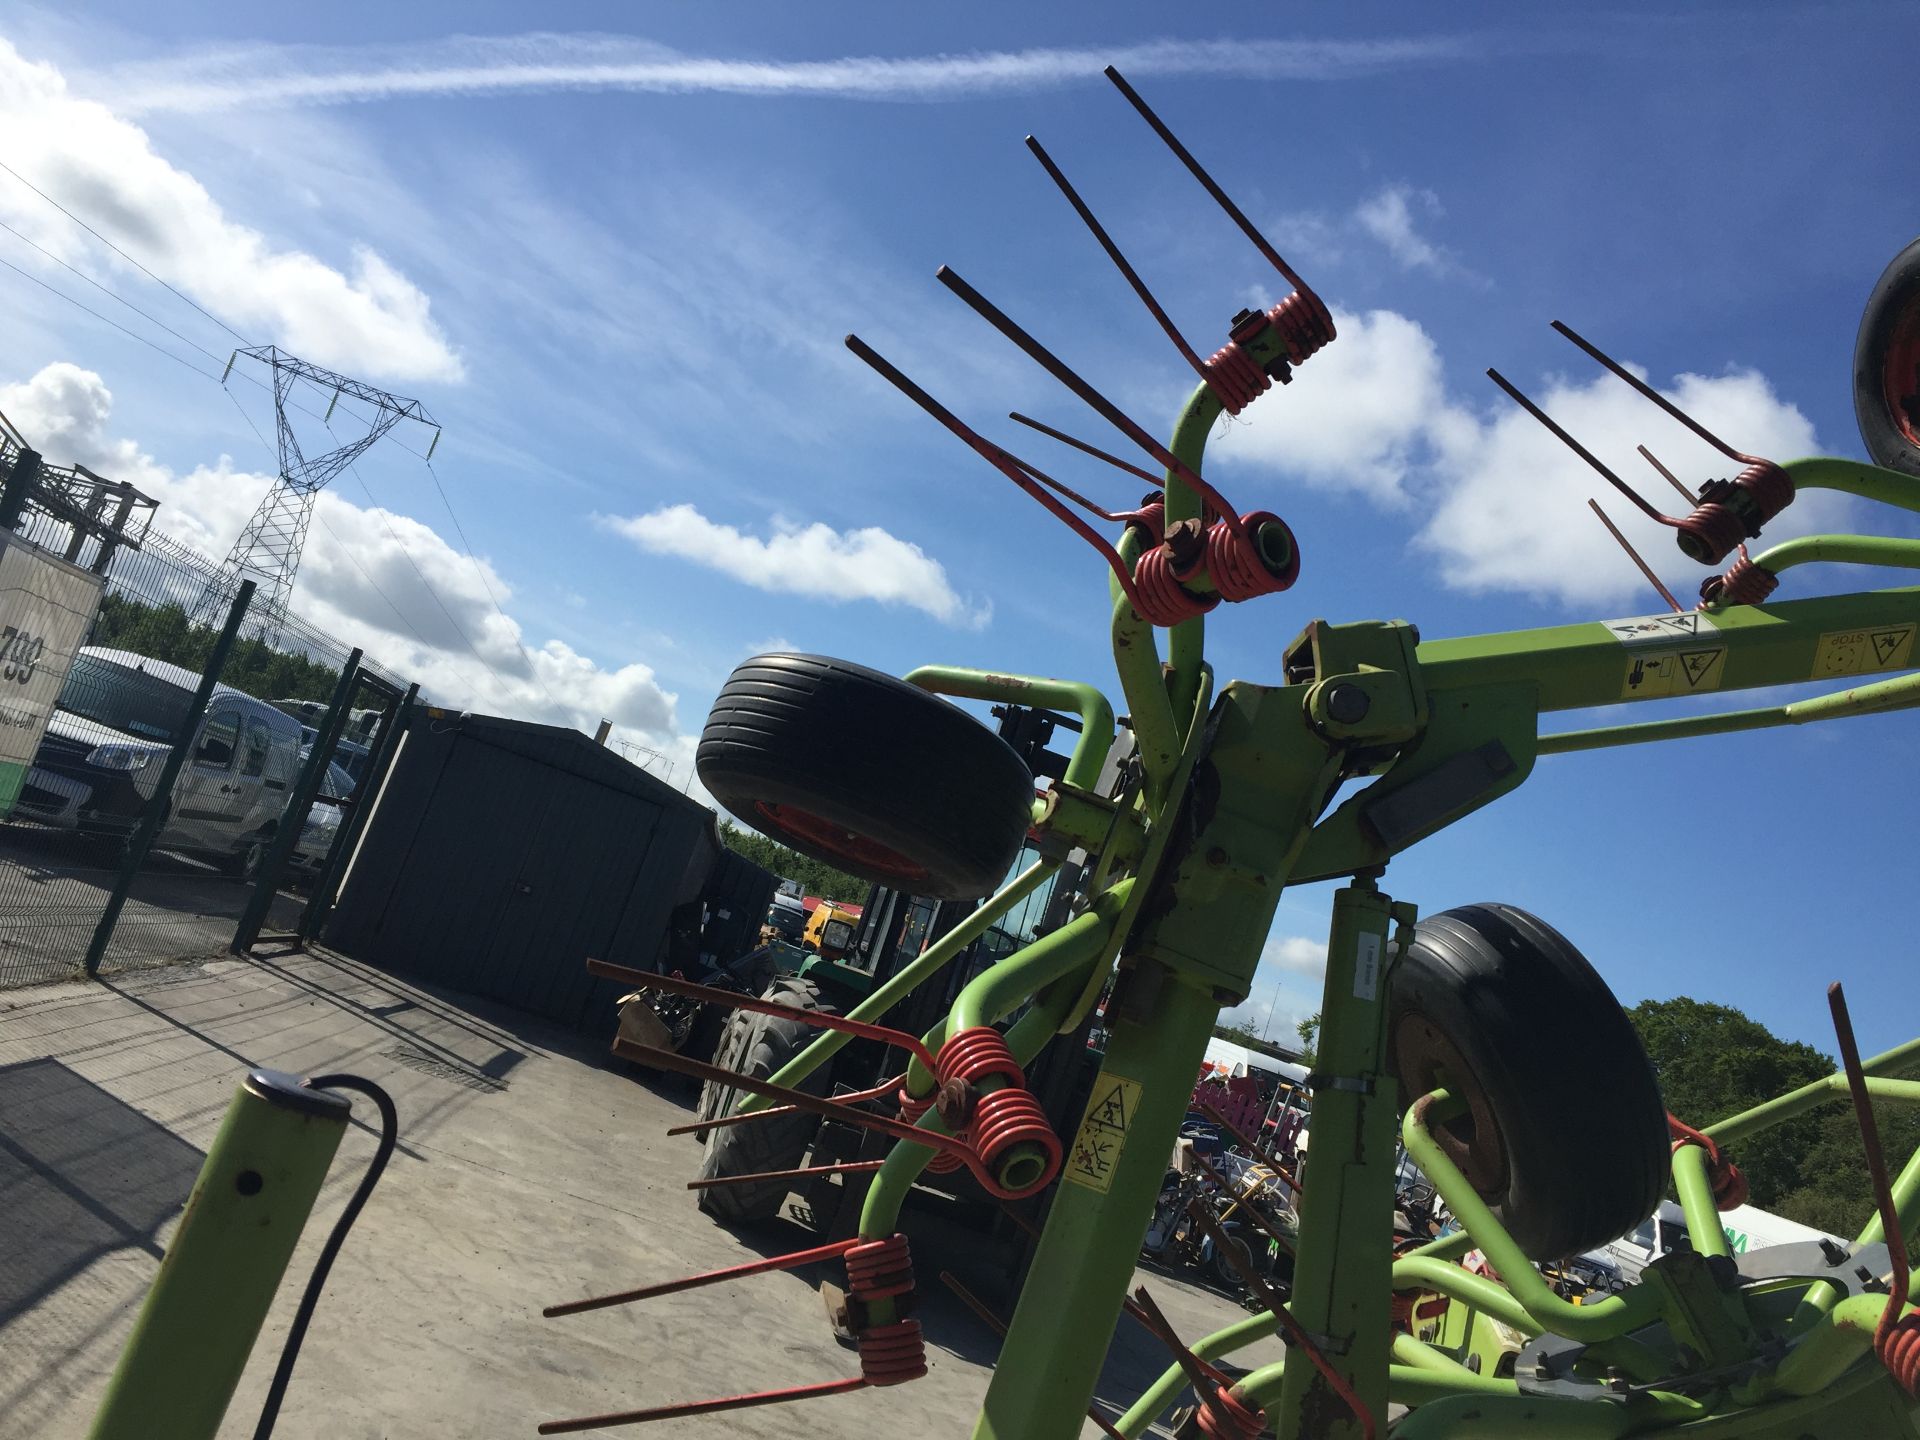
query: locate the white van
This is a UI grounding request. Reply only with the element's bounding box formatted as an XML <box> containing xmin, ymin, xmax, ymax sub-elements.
<box><xmin>15</xmin><ymin>646</ymin><xmax>304</xmax><ymax>879</ymax></box>
<box><xmin>1601</xmin><ymin>1198</ymin><xmax>1845</xmax><ymax>1283</ymax></box>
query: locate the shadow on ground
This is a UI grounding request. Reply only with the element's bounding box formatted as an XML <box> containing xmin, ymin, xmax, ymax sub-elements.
<box><xmin>0</xmin><ymin>1057</ymin><xmax>205</xmax><ymax>1327</ymax></box>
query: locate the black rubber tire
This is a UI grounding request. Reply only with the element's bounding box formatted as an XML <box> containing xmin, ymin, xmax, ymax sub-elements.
<box><xmin>1208</xmin><ymin>1224</ymin><xmax>1255</xmax><ymax>1290</ymax></box>
<box><xmin>695</xmin><ymin>979</ymin><xmax>834</xmax><ymax>1223</ymax></box>
<box><xmin>693</xmin><ymin>1006</ymin><xmax>755</xmax><ymax>1135</ymax></box>
<box><xmin>697</xmin><ymin>653</ymin><xmax>1034</xmax><ymax>900</ymax></box>
<box><xmin>222</xmin><ymin>836</ymin><xmax>266</xmax><ymax>881</ymax></box>
<box><xmin>1854</xmin><ymin>236</ymin><xmax>1920</xmax><ymax>477</ymax></box>
<box><xmin>1385</xmin><ymin>903</ymin><xmax>1667</xmax><ymax>1262</ymax></box>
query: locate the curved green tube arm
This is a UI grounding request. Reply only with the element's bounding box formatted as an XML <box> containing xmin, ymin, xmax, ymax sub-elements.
<box><xmin>905</xmin><ymin>664</ymin><xmax>1116</xmax><ymax>792</ymax></box>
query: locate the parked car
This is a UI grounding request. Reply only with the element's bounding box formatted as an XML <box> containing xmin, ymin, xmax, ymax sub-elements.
<box><xmin>13</xmin><ymin>646</ymin><xmax>303</xmax><ymax>878</ymax></box>
<box><xmin>290</xmin><ymin>758</ymin><xmax>356</xmax><ymax>876</ymax></box>
<box><xmin>298</xmin><ymin>726</ymin><xmax>373</xmax><ymax>787</ymax></box>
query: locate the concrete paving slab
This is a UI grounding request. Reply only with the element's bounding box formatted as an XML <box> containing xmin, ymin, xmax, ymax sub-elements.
<box><xmin>0</xmin><ymin>949</ymin><xmax>1281</xmax><ymax>1440</ymax></box>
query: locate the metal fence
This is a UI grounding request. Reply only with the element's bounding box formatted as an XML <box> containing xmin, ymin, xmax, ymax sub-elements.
<box><xmin>0</xmin><ymin>500</ymin><xmax>413</xmax><ymax>988</ymax></box>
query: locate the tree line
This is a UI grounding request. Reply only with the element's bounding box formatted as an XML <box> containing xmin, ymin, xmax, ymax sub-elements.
<box><xmin>88</xmin><ymin>591</ymin><xmax>346</xmax><ymax>705</ymax></box>
<box><xmin>717</xmin><ymin>820</ymin><xmax>867</xmax><ymax>903</ymax></box>
<box><xmin>1230</xmin><ymin>995</ymin><xmax>1903</xmax><ymax>1238</ymax></box>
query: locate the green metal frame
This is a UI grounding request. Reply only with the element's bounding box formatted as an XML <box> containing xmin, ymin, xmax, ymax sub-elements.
<box><xmin>89</xmin><ymin>375</ymin><xmax>1920</xmax><ymax>1435</ymax></box>
<box><xmin>825</xmin><ymin>379</ymin><xmax>1920</xmax><ymax>1438</ymax></box>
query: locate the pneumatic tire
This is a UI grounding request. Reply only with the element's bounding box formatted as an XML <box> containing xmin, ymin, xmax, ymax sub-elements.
<box><xmin>695</xmin><ymin>979</ymin><xmax>833</xmax><ymax>1224</ymax></box>
<box><xmin>697</xmin><ymin>653</ymin><xmax>1034</xmax><ymax>900</ymax></box>
<box><xmin>1385</xmin><ymin>903</ymin><xmax>1667</xmax><ymax>1262</ymax></box>
<box><xmin>1854</xmin><ymin>236</ymin><xmax>1920</xmax><ymax>476</ymax></box>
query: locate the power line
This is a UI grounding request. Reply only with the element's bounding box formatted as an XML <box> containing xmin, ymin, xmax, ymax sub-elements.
<box><xmin>0</xmin><ymin>154</ymin><xmax>553</xmax><ymax>722</ymax></box>
<box><xmin>0</xmin><ymin>153</ymin><xmax>251</xmax><ymax>345</ymax></box>
<box><xmin>0</xmin><ymin>212</ymin><xmax>477</xmax><ymax>667</ymax></box>
<box><xmin>420</xmin><ymin>455</ymin><xmax>568</xmax><ymax>715</ymax></box>
<box><xmin>331</xmin><ymin>441</ymin><xmax>508</xmax><ymax>691</ymax></box>
<box><xmin>0</xmin><ymin>251</ymin><xmax>224</xmax><ymax>381</ymax></box>
<box><xmin>0</xmin><ymin>218</ymin><xmax>230</xmax><ymax>365</ymax></box>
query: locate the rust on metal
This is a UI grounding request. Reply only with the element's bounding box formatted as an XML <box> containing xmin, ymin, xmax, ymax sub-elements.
<box><xmin>1638</xmin><ymin>444</ymin><xmax>1701</xmax><ymax>506</ymax></box>
<box><xmin>544</xmin><ymin>1236</ymin><xmax>858</xmax><ymax>1318</ymax></box>
<box><xmin>686</xmin><ymin>1159</ymin><xmax>886</xmax><ymax>1191</ymax></box>
<box><xmin>587</xmin><ymin>959</ymin><xmax>937</xmax><ymax>1071</ymax></box>
<box><xmin>537</xmin><ymin>1378</ymin><xmax>868</xmax><ymax>1434</ymax></box>
<box><xmin>1024</xmin><ymin>134</ymin><xmax>1209</xmax><ymax>378</ymax></box>
<box><xmin>1587</xmin><ymin>499</ymin><xmax>1684</xmax><ymax>613</ymax></box>
<box><xmin>666</xmin><ymin>1073</ymin><xmax>905</xmax><ymax>1138</ymax></box>
<box><xmin>611</xmin><ymin>1037</ymin><xmax>974</xmax><ymax>1159</ymax></box>
<box><xmin>1009</xmin><ymin>411</ymin><xmax>1164</xmax><ymax>486</ymax></box>
<box><xmin>1554</xmin><ymin>321</ymin><xmax>1762</xmax><ymax>464</ymax></box>
<box><xmin>1485</xmin><ymin>368</ymin><xmax>1678</xmax><ymax>529</ymax></box>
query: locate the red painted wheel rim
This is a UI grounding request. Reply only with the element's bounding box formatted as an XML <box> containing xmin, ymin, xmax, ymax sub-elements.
<box><xmin>1884</xmin><ymin>292</ymin><xmax>1920</xmax><ymax>448</ymax></box>
<box><xmin>756</xmin><ymin>802</ymin><xmax>928</xmax><ymax>883</ymax></box>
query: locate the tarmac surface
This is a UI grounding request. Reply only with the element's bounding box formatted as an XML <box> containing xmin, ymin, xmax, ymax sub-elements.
<box><xmin>0</xmin><ymin>949</ymin><xmax>1274</xmax><ymax>1439</ymax></box>
<box><xmin>0</xmin><ymin>823</ymin><xmax>303</xmax><ymax>988</ymax></box>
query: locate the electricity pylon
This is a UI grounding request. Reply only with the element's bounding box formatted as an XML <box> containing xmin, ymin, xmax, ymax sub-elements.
<box><xmin>197</xmin><ymin>346</ymin><xmax>439</xmax><ymax>641</ymax></box>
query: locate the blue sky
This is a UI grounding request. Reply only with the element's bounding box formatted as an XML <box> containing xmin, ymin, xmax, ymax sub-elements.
<box><xmin>1</xmin><ymin>4</ymin><xmax>1916</xmax><ymax>1065</ymax></box>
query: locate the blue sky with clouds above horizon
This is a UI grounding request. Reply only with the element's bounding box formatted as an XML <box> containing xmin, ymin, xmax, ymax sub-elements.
<box><xmin>0</xmin><ymin>2</ymin><xmax>1916</xmax><ymax>1060</ymax></box>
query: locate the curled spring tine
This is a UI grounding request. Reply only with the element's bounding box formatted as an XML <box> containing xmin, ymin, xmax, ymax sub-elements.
<box><xmin>935</xmin><ymin>266</ymin><xmax>1247</xmax><ymax>539</ymax></box>
<box><xmin>1638</xmin><ymin>444</ymin><xmax>1701</xmax><ymax>507</ymax></box>
<box><xmin>1103</xmin><ymin>66</ymin><xmax>1318</xmax><ymax>302</ymax></box>
<box><xmin>1586</xmin><ymin>499</ymin><xmax>1683</xmax><ymax>613</ymax></box>
<box><xmin>1485</xmin><ymin>367</ymin><xmax>1680</xmax><ymax>528</ymax></box>
<box><xmin>1552</xmin><ymin>320</ymin><xmax>1763</xmax><ymax>464</ymax></box>
<box><xmin>1008</xmin><ymin>411</ymin><xmax>1164</xmax><ymax>486</ymax></box>
<box><xmin>844</xmin><ymin>332</ymin><xmax>1148</xmax><ymax>603</ymax></box>
<box><xmin>1024</xmin><ymin>134</ymin><xmax>1209</xmax><ymax>380</ymax></box>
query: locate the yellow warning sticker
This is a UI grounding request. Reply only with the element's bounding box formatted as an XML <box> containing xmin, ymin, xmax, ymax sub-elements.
<box><xmin>1064</xmin><ymin>1072</ymin><xmax>1142</xmax><ymax>1194</ymax></box>
<box><xmin>1811</xmin><ymin>625</ymin><xmax>1916</xmax><ymax>679</ymax></box>
<box><xmin>1621</xmin><ymin>646</ymin><xmax>1725</xmax><ymax>700</ymax></box>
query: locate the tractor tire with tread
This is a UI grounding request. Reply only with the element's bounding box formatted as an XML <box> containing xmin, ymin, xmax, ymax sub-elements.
<box><xmin>1386</xmin><ymin>902</ymin><xmax>1667</xmax><ymax>1263</ymax></box>
<box><xmin>697</xmin><ymin>652</ymin><xmax>1035</xmax><ymax>900</ymax></box>
<box><xmin>695</xmin><ymin>978</ymin><xmax>835</xmax><ymax>1223</ymax></box>
<box><xmin>1854</xmin><ymin>236</ymin><xmax>1920</xmax><ymax>477</ymax></box>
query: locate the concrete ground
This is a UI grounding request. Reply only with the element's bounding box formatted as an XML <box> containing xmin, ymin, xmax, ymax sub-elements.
<box><xmin>0</xmin><ymin>949</ymin><xmax>1278</xmax><ymax>1440</ymax></box>
<box><xmin>0</xmin><ymin>824</ymin><xmax>303</xmax><ymax>988</ymax></box>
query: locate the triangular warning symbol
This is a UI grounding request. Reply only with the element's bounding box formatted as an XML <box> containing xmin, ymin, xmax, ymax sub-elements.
<box><xmin>1679</xmin><ymin>651</ymin><xmax>1721</xmax><ymax>687</ymax></box>
<box><xmin>1872</xmin><ymin>630</ymin><xmax>1908</xmax><ymax>665</ymax></box>
<box><xmin>1088</xmin><ymin>1082</ymin><xmax>1130</xmax><ymax>1133</ymax></box>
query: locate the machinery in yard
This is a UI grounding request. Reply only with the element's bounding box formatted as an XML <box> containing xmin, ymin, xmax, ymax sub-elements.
<box><xmin>84</xmin><ymin>67</ymin><xmax>1920</xmax><ymax>1440</ymax></box>
<box><xmin>686</xmin><ymin>701</ymin><xmax>1095</xmax><ymax>1230</ymax></box>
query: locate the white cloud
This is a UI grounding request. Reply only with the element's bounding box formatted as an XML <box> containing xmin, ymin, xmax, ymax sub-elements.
<box><xmin>601</xmin><ymin>503</ymin><xmax>989</xmax><ymax>629</ymax></box>
<box><xmin>1354</xmin><ymin>185</ymin><xmax>1450</xmax><ymax>275</ymax></box>
<box><xmin>89</xmin><ymin>33</ymin><xmax>1480</xmax><ymax>115</ymax></box>
<box><xmin>1263</xmin><ymin>934</ymin><xmax>1329</xmax><ymax>979</ymax></box>
<box><xmin>0</xmin><ymin>40</ymin><xmax>461</xmax><ymax>384</ymax></box>
<box><xmin>1420</xmin><ymin>363</ymin><xmax>1838</xmax><ymax>607</ymax></box>
<box><xmin>1</xmin><ymin>362</ymin><xmax>684</xmax><ymax>773</ymax></box>
<box><xmin>1217</xmin><ymin>932</ymin><xmax>1327</xmax><ymax>1042</ymax></box>
<box><xmin>1208</xmin><ymin>303</ymin><xmax>1835</xmax><ymax>608</ymax></box>
<box><xmin>1210</xmin><ymin>307</ymin><xmax>1450</xmax><ymax>506</ymax></box>
<box><xmin>1269</xmin><ymin>183</ymin><xmax>1483</xmax><ymax>286</ymax></box>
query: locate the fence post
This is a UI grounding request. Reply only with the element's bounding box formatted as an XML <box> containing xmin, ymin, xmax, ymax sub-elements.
<box><xmin>296</xmin><ymin>680</ymin><xmax>416</xmax><ymax>944</ymax></box>
<box><xmin>230</xmin><ymin>647</ymin><xmax>361</xmax><ymax>955</ymax></box>
<box><xmin>84</xmin><ymin>580</ymin><xmax>255</xmax><ymax>978</ymax></box>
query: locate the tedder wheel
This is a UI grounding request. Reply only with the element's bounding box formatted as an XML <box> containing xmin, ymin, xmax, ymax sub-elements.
<box><xmin>1854</xmin><ymin>236</ymin><xmax>1920</xmax><ymax>477</ymax></box>
<box><xmin>695</xmin><ymin>979</ymin><xmax>835</xmax><ymax>1224</ymax></box>
<box><xmin>1385</xmin><ymin>903</ymin><xmax>1667</xmax><ymax>1262</ymax></box>
<box><xmin>697</xmin><ymin>653</ymin><xmax>1035</xmax><ymax>900</ymax></box>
